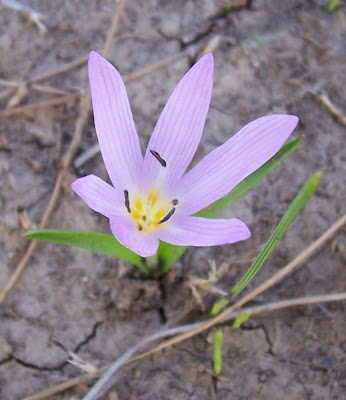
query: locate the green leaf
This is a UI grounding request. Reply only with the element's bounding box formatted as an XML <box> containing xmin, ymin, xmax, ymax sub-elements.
<box><xmin>328</xmin><ymin>0</ymin><xmax>339</xmax><ymax>12</ymax></box>
<box><xmin>210</xmin><ymin>297</ymin><xmax>229</xmax><ymax>316</ymax></box>
<box><xmin>232</xmin><ymin>312</ymin><xmax>250</xmax><ymax>329</ymax></box>
<box><xmin>25</xmin><ymin>229</ymin><xmax>145</xmax><ymax>271</ymax></box>
<box><xmin>157</xmin><ymin>241</ymin><xmax>187</xmax><ymax>272</ymax></box>
<box><xmin>213</xmin><ymin>330</ymin><xmax>223</xmax><ymax>375</ymax></box>
<box><xmin>157</xmin><ymin>138</ymin><xmax>301</xmax><ymax>271</ymax></box>
<box><xmin>231</xmin><ymin>171</ymin><xmax>323</xmax><ymax>297</ymax></box>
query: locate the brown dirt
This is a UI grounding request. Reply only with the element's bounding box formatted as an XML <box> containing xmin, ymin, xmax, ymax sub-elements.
<box><xmin>0</xmin><ymin>1</ymin><xmax>345</xmax><ymax>399</ymax></box>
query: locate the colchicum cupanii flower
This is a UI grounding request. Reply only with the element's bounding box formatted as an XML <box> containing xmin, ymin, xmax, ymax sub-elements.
<box><xmin>72</xmin><ymin>51</ymin><xmax>298</xmax><ymax>257</ymax></box>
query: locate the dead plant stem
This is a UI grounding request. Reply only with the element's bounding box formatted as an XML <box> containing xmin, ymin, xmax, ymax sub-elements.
<box><xmin>134</xmin><ymin>214</ymin><xmax>346</xmax><ymax>360</ymax></box>
<box><xmin>83</xmin><ymin>214</ymin><xmax>346</xmax><ymax>399</ymax></box>
<box><xmin>0</xmin><ymin>10</ymin><xmax>193</xmax><ymax>305</ymax></box>
<box><xmin>0</xmin><ymin>46</ymin><xmax>194</xmax><ymax>119</ymax></box>
<box><xmin>0</xmin><ymin>0</ymin><xmax>126</xmax><ymax>305</ymax></box>
<box><xmin>0</xmin><ymin>93</ymin><xmax>81</xmax><ymax>117</ymax></box>
<box><xmin>25</xmin><ymin>291</ymin><xmax>345</xmax><ymax>400</ymax></box>
<box><xmin>313</xmin><ymin>90</ymin><xmax>346</xmax><ymax>127</ymax></box>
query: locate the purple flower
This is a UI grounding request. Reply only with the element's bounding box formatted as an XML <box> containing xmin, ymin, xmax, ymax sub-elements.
<box><xmin>71</xmin><ymin>51</ymin><xmax>298</xmax><ymax>257</ymax></box>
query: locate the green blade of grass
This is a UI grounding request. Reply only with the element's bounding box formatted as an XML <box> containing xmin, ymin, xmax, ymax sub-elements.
<box><xmin>210</xmin><ymin>297</ymin><xmax>230</xmax><ymax>317</ymax></box>
<box><xmin>158</xmin><ymin>138</ymin><xmax>301</xmax><ymax>271</ymax></box>
<box><xmin>232</xmin><ymin>312</ymin><xmax>250</xmax><ymax>329</ymax></box>
<box><xmin>328</xmin><ymin>0</ymin><xmax>339</xmax><ymax>12</ymax></box>
<box><xmin>25</xmin><ymin>229</ymin><xmax>146</xmax><ymax>271</ymax></box>
<box><xmin>231</xmin><ymin>171</ymin><xmax>323</xmax><ymax>297</ymax></box>
<box><xmin>213</xmin><ymin>330</ymin><xmax>223</xmax><ymax>375</ymax></box>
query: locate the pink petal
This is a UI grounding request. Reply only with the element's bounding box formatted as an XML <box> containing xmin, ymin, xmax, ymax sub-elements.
<box><xmin>71</xmin><ymin>174</ymin><xmax>123</xmax><ymax>218</ymax></box>
<box><xmin>110</xmin><ymin>216</ymin><xmax>159</xmax><ymax>257</ymax></box>
<box><xmin>88</xmin><ymin>51</ymin><xmax>143</xmax><ymax>191</ymax></box>
<box><xmin>178</xmin><ymin>114</ymin><xmax>299</xmax><ymax>215</ymax></box>
<box><xmin>157</xmin><ymin>216</ymin><xmax>251</xmax><ymax>246</ymax></box>
<box><xmin>142</xmin><ymin>53</ymin><xmax>214</xmax><ymax>190</ymax></box>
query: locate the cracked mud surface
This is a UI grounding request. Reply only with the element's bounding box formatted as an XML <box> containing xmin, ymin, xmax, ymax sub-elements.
<box><xmin>0</xmin><ymin>1</ymin><xmax>345</xmax><ymax>399</ymax></box>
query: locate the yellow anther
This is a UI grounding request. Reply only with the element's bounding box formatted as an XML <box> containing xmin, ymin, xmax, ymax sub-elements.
<box><xmin>128</xmin><ymin>188</ymin><xmax>177</xmax><ymax>233</ymax></box>
<box><xmin>154</xmin><ymin>209</ymin><xmax>166</xmax><ymax>221</ymax></box>
<box><xmin>148</xmin><ymin>190</ymin><xmax>159</xmax><ymax>206</ymax></box>
<box><xmin>134</xmin><ymin>197</ymin><xmax>143</xmax><ymax>212</ymax></box>
<box><xmin>131</xmin><ymin>210</ymin><xmax>140</xmax><ymax>220</ymax></box>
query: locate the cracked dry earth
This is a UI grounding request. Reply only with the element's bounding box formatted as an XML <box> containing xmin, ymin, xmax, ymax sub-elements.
<box><xmin>0</xmin><ymin>1</ymin><xmax>345</xmax><ymax>399</ymax></box>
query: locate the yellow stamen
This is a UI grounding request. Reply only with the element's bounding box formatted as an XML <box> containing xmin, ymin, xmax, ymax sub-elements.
<box><xmin>148</xmin><ymin>190</ymin><xmax>159</xmax><ymax>206</ymax></box>
<box><xmin>127</xmin><ymin>188</ymin><xmax>175</xmax><ymax>233</ymax></box>
<box><xmin>131</xmin><ymin>210</ymin><xmax>140</xmax><ymax>220</ymax></box>
<box><xmin>134</xmin><ymin>197</ymin><xmax>143</xmax><ymax>212</ymax></box>
<box><xmin>154</xmin><ymin>209</ymin><xmax>166</xmax><ymax>221</ymax></box>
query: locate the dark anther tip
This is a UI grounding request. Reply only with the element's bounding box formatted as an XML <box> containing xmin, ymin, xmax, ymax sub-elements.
<box><xmin>124</xmin><ymin>189</ymin><xmax>131</xmax><ymax>213</ymax></box>
<box><xmin>150</xmin><ymin>149</ymin><xmax>167</xmax><ymax>168</ymax></box>
<box><xmin>158</xmin><ymin>207</ymin><xmax>176</xmax><ymax>224</ymax></box>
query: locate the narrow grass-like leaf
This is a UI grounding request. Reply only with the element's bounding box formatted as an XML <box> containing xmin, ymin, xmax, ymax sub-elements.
<box><xmin>231</xmin><ymin>171</ymin><xmax>323</xmax><ymax>297</ymax></box>
<box><xmin>25</xmin><ymin>229</ymin><xmax>145</xmax><ymax>270</ymax></box>
<box><xmin>157</xmin><ymin>241</ymin><xmax>187</xmax><ymax>272</ymax></box>
<box><xmin>158</xmin><ymin>138</ymin><xmax>301</xmax><ymax>271</ymax></box>
<box><xmin>213</xmin><ymin>330</ymin><xmax>223</xmax><ymax>375</ymax></box>
<box><xmin>328</xmin><ymin>0</ymin><xmax>339</xmax><ymax>12</ymax></box>
<box><xmin>210</xmin><ymin>298</ymin><xmax>229</xmax><ymax>316</ymax></box>
<box><xmin>232</xmin><ymin>312</ymin><xmax>250</xmax><ymax>329</ymax></box>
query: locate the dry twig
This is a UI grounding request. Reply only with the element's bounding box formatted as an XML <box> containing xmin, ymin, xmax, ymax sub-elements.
<box><xmin>285</xmin><ymin>88</ymin><xmax>346</xmax><ymax>128</ymax></box>
<box><xmin>0</xmin><ymin>54</ymin><xmax>87</xmax><ymax>106</ymax></box>
<box><xmin>0</xmin><ymin>1</ymin><xmax>197</xmax><ymax>304</ymax></box>
<box><xmin>24</xmin><ymin>291</ymin><xmax>346</xmax><ymax>400</ymax></box>
<box><xmin>0</xmin><ymin>93</ymin><xmax>81</xmax><ymax>117</ymax></box>
<box><xmin>29</xmin><ymin>56</ymin><xmax>89</xmax><ymax>84</ymax></box>
<box><xmin>74</xmin><ymin>143</ymin><xmax>100</xmax><ymax>169</ymax></box>
<box><xmin>312</xmin><ymin>90</ymin><xmax>346</xmax><ymax>127</ymax></box>
<box><xmin>83</xmin><ymin>215</ymin><xmax>345</xmax><ymax>399</ymax></box>
<box><xmin>0</xmin><ymin>80</ymin><xmax>69</xmax><ymax>95</ymax></box>
<box><xmin>24</xmin><ymin>215</ymin><xmax>344</xmax><ymax>400</ymax></box>
<box><xmin>0</xmin><ymin>0</ymin><xmax>126</xmax><ymax>305</ymax></box>
<box><xmin>0</xmin><ymin>47</ymin><xmax>193</xmax><ymax>119</ymax></box>
<box><xmin>6</xmin><ymin>84</ymin><xmax>29</xmax><ymax>108</ymax></box>
<box><xmin>1</xmin><ymin>0</ymin><xmax>47</xmax><ymax>32</ymax></box>
<box><xmin>0</xmin><ymin>88</ymin><xmax>15</xmax><ymax>102</ymax></box>
<box><xmin>123</xmin><ymin>47</ymin><xmax>192</xmax><ymax>81</ymax></box>
<box><xmin>135</xmin><ymin>214</ymin><xmax>346</xmax><ymax>358</ymax></box>
<box><xmin>89</xmin><ymin>292</ymin><xmax>346</xmax><ymax>400</ymax></box>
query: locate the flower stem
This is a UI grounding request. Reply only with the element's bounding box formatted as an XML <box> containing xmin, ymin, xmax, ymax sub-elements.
<box><xmin>144</xmin><ymin>253</ymin><xmax>159</xmax><ymax>272</ymax></box>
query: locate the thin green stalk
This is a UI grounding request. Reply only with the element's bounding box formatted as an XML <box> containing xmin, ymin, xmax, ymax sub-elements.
<box><xmin>231</xmin><ymin>171</ymin><xmax>323</xmax><ymax>296</ymax></box>
<box><xmin>213</xmin><ymin>330</ymin><xmax>223</xmax><ymax>375</ymax></box>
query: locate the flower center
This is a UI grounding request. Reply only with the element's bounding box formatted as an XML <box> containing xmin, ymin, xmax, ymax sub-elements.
<box><xmin>124</xmin><ymin>189</ymin><xmax>178</xmax><ymax>233</ymax></box>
